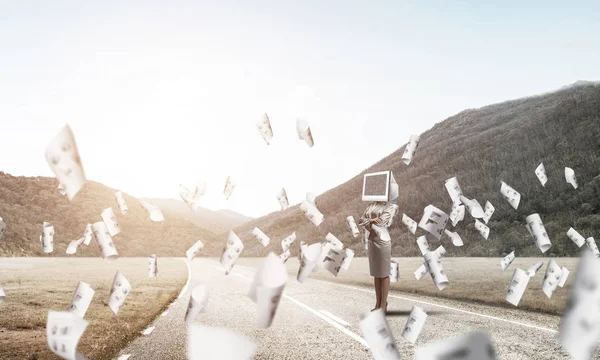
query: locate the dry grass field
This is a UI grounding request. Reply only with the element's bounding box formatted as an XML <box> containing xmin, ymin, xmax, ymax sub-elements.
<box><xmin>236</xmin><ymin>256</ymin><xmax>579</xmax><ymax>315</ymax></box>
<box><xmin>0</xmin><ymin>257</ymin><xmax>187</xmax><ymax>360</ymax></box>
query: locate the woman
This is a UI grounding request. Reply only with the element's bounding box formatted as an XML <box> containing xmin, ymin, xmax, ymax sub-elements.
<box><xmin>359</xmin><ymin>190</ymin><xmax>399</xmax><ymax>313</ymax></box>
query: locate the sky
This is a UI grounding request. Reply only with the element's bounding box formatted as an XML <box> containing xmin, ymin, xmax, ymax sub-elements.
<box><xmin>1</xmin><ymin>1</ymin><xmax>599</xmax><ymax>218</ymax></box>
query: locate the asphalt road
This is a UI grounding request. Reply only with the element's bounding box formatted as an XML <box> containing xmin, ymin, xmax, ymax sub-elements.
<box><xmin>115</xmin><ymin>258</ymin><xmax>578</xmax><ymax>360</ymax></box>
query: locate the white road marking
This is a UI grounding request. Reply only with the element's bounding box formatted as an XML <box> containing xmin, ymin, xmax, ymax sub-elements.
<box><xmin>142</xmin><ymin>326</ymin><xmax>156</xmax><ymax>335</ymax></box>
<box><xmin>177</xmin><ymin>258</ymin><xmax>192</xmax><ymax>299</ymax></box>
<box><xmin>205</xmin><ymin>260</ymin><xmax>368</xmax><ymax>347</ymax></box>
<box><xmin>319</xmin><ymin>310</ymin><xmax>352</xmax><ymax>327</ymax></box>
<box><xmin>319</xmin><ymin>280</ymin><xmax>559</xmax><ymax>334</ymax></box>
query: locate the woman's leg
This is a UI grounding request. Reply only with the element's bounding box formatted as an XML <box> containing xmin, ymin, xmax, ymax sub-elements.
<box><xmin>373</xmin><ymin>277</ymin><xmax>382</xmax><ymax>309</ymax></box>
<box><xmin>381</xmin><ymin>276</ymin><xmax>390</xmax><ymax>312</ymax></box>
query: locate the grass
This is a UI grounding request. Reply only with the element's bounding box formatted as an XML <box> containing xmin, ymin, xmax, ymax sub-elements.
<box><xmin>235</xmin><ymin>256</ymin><xmax>578</xmax><ymax>316</ymax></box>
<box><xmin>0</xmin><ymin>257</ymin><xmax>187</xmax><ymax>360</ymax></box>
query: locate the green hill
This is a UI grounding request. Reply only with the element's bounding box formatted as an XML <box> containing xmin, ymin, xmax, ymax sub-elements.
<box><xmin>0</xmin><ymin>173</ymin><xmax>221</xmax><ymax>257</ymax></box>
<box><xmin>227</xmin><ymin>82</ymin><xmax>600</xmax><ymax>258</ymax></box>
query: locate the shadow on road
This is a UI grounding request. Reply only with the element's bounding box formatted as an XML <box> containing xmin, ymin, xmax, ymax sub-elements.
<box><xmin>386</xmin><ymin>310</ymin><xmax>443</xmax><ymax>317</ymax></box>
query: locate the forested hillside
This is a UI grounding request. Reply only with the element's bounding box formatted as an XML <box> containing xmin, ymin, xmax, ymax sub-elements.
<box><xmin>0</xmin><ymin>173</ymin><xmax>220</xmax><ymax>257</ymax></box>
<box><xmin>229</xmin><ymin>82</ymin><xmax>600</xmax><ymax>258</ymax></box>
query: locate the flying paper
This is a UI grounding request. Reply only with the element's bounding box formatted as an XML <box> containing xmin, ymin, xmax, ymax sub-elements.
<box><xmin>318</xmin><ymin>242</ymin><xmax>345</xmax><ymax>277</ymax></box>
<box><xmin>279</xmin><ymin>249</ymin><xmax>291</xmax><ymax>264</ymax></box>
<box><xmin>458</xmin><ymin>195</ymin><xmax>485</xmax><ymax>219</ymax></box>
<box><xmin>300</xmin><ymin>200</ymin><xmax>324</xmax><ymax>227</ymax></box>
<box><xmin>276</xmin><ymin>188</ymin><xmax>289</xmax><ymax>211</ymax></box>
<box><xmin>324</xmin><ymin>232</ymin><xmax>344</xmax><ymax>250</ymax></box>
<box><xmin>474</xmin><ymin>219</ymin><xmax>490</xmax><ymax>240</ymax></box>
<box><xmin>340</xmin><ymin>249</ymin><xmax>355</xmax><ymax>271</ymax></box>
<box><xmin>402</xmin><ymin>305</ymin><xmax>427</xmax><ymax>344</ymax></box>
<box><xmin>186</xmin><ymin>240</ymin><xmax>205</xmax><ymax>260</ymax></box>
<box><xmin>46</xmin><ymin>311</ymin><xmax>89</xmax><ymax>360</ymax></box>
<box><xmin>108</xmin><ymin>271</ymin><xmax>131</xmax><ymax>316</ymax></box>
<box><xmin>565</xmin><ymin>167</ymin><xmax>578</xmax><ymax>189</ymax></box>
<box><xmin>500</xmin><ymin>181</ymin><xmax>521</xmax><ymax>210</ymax></box>
<box><xmin>542</xmin><ymin>259</ymin><xmax>563</xmax><ymax>299</ymax></box>
<box><xmin>359</xmin><ymin>309</ymin><xmax>401</xmax><ymax>360</ymax></box>
<box><xmin>506</xmin><ymin>268</ymin><xmax>530</xmax><ymax>306</ymax></box>
<box><xmin>91</xmin><ymin>221</ymin><xmax>118</xmax><ymax>261</ymax></box>
<box><xmin>0</xmin><ymin>284</ymin><xmax>5</xmax><ymax>303</ymax></box>
<box><xmin>68</xmin><ymin>282</ymin><xmax>95</xmax><ymax>318</ymax></box>
<box><xmin>187</xmin><ymin>324</ymin><xmax>257</xmax><ymax>360</ymax></box>
<box><xmin>390</xmin><ymin>260</ymin><xmax>399</xmax><ymax>282</ymax></box>
<box><xmin>280</xmin><ymin>233</ymin><xmax>296</xmax><ymax>252</ymax></box>
<box><xmin>424</xmin><ymin>251</ymin><xmax>449</xmax><ymax>290</ymax></box>
<box><xmin>401</xmin><ymin>214</ymin><xmax>417</xmax><ymax>235</ymax></box>
<box><xmin>401</xmin><ymin>134</ymin><xmax>420</xmax><ymax>166</ymax></box>
<box><xmin>586</xmin><ymin>237</ymin><xmax>600</xmax><ymax>257</ymax></box>
<box><xmin>418</xmin><ymin>205</ymin><xmax>449</xmax><ymax>240</ymax></box>
<box><xmin>296</xmin><ymin>118</ymin><xmax>314</xmax><ymax>147</ymax></box>
<box><xmin>82</xmin><ymin>224</ymin><xmax>92</xmax><ymax>246</ymax></box>
<box><xmin>482</xmin><ymin>201</ymin><xmax>495</xmax><ymax>224</ymax></box>
<box><xmin>0</xmin><ymin>216</ymin><xmax>5</xmax><ymax>240</ymax></box>
<box><xmin>148</xmin><ymin>254</ymin><xmax>158</xmax><ymax>277</ymax></box>
<box><xmin>256</xmin><ymin>113</ymin><xmax>274</xmax><ymax>145</ymax></box>
<box><xmin>526</xmin><ymin>260</ymin><xmax>544</xmax><ymax>277</ymax></box>
<box><xmin>180</xmin><ymin>184</ymin><xmax>201</xmax><ymax>212</ymax></box>
<box><xmin>45</xmin><ymin>125</ymin><xmax>86</xmax><ymax>201</ymax></box>
<box><xmin>415</xmin><ymin>331</ymin><xmax>498</xmax><ymax>360</ymax></box>
<box><xmin>101</xmin><ymin>207</ymin><xmax>121</xmax><ymax>237</ymax></box>
<box><xmin>223</xmin><ymin>176</ymin><xmax>236</xmax><ymax>200</ymax></box>
<box><xmin>185</xmin><ymin>284</ymin><xmax>209</xmax><ymax>324</ymax></box>
<box><xmin>525</xmin><ymin>214</ymin><xmax>552</xmax><ymax>253</ymax></box>
<box><xmin>40</xmin><ymin>221</ymin><xmax>55</xmax><ymax>254</ymax></box>
<box><xmin>139</xmin><ymin>200</ymin><xmax>164</xmax><ymax>222</ymax></box>
<box><xmin>416</xmin><ymin>236</ymin><xmax>430</xmax><ymax>255</ymax></box>
<box><xmin>567</xmin><ymin>227</ymin><xmax>586</xmax><ymax>248</ymax></box>
<box><xmin>449</xmin><ymin>201</ymin><xmax>465</xmax><ymax>227</ymax></box>
<box><xmin>535</xmin><ymin>163</ymin><xmax>548</xmax><ymax>186</ymax></box>
<box><xmin>114</xmin><ymin>191</ymin><xmax>129</xmax><ymax>215</ymax></box>
<box><xmin>443</xmin><ymin>230</ymin><xmax>463</xmax><ymax>247</ymax></box>
<box><xmin>444</xmin><ymin>177</ymin><xmax>463</xmax><ymax>204</ymax></box>
<box><xmin>500</xmin><ymin>251</ymin><xmax>515</xmax><ymax>271</ymax></box>
<box><xmin>248</xmin><ymin>253</ymin><xmax>287</xmax><ymax>328</ymax></box>
<box><xmin>297</xmin><ymin>243</ymin><xmax>322</xmax><ymax>283</ymax></box>
<box><xmin>414</xmin><ymin>263</ymin><xmax>429</xmax><ymax>280</ymax></box>
<box><xmin>346</xmin><ymin>216</ymin><xmax>360</xmax><ymax>237</ymax></box>
<box><xmin>58</xmin><ymin>183</ymin><xmax>67</xmax><ymax>196</ymax></box>
<box><xmin>252</xmin><ymin>227</ymin><xmax>270</xmax><ymax>247</ymax></box>
<box><xmin>558</xmin><ymin>267</ymin><xmax>569</xmax><ymax>287</ymax></box>
<box><xmin>306</xmin><ymin>192</ymin><xmax>317</xmax><ymax>206</ymax></box>
<box><xmin>221</xmin><ymin>231</ymin><xmax>244</xmax><ymax>275</ymax></box>
<box><xmin>66</xmin><ymin>237</ymin><xmax>85</xmax><ymax>255</ymax></box>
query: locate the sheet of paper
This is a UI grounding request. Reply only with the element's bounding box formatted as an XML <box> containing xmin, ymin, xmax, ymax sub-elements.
<box><xmin>434</xmin><ymin>245</ymin><xmax>446</xmax><ymax>259</ymax></box>
<box><xmin>402</xmin><ymin>305</ymin><xmax>428</xmax><ymax>343</ymax></box>
<box><xmin>279</xmin><ymin>249</ymin><xmax>291</xmax><ymax>264</ymax></box>
<box><xmin>558</xmin><ymin>266</ymin><xmax>569</xmax><ymax>287</ymax></box>
<box><xmin>535</xmin><ymin>163</ymin><xmax>548</xmax><ymax>187</ymax></box>
<box><xmin>280</xmin><ymin>232</ymin><xmax>296</xmax><ymax>252</ymax></box>
<box><xmin>418</xmin><ymin>205</ymin><xmax>449</xmax><ymax>240</ymax></box>
<box><xmin>324</xmin><ymin>232</ymin><xmax>344</xmax><ymax>250</ymax></box>
<box><xmin>565</xmin><ymin>167</ymin><xmax>578</xmax><ymax>189</ymax></box>
<box><xmin>416</xmin><ymin>236</ymin><xmax>430</xmax><ymax>255</ymax></box>
<box><xmin>500</xmin><ymin>181</ymin><xmax>521</xmax><ymax>210</ymax></box>
<box><xmin>108</xmin><ymin>271</ymin><xmax>131</xmax><ymax>316</ymax></box>
<box><xmin>474</xmin><ymin>219</ymin><xmax>490</xmax><ymax>240</ymax></box>
<box><xmin>340</xmin><ymin>248</ymin><xmax>355</xmax><ymax>271</ymax></box>
<box><xmin>567</xmin><ymin>227</ymin><xmax>586</xmax><ymax>248</ymax></box>
<box><xmin>187</xmin><ymin>324</ymin><xmax>257</xmax><ymax>360</ymax></box>
<box><xmin>223</xmin><ymin>176</ymin><xmax>236</xmax><ymax>200</ymax></box>
<box><xmin>114</xmin><ymin>191</ymin><xmax>129</xmax><ymax>215</ymax></box>
<box><xmin>444</xmin><ymin>177</ymin><xmax>463</xmax><ymax>204</ymax></box>
<box><xmin>401</xmin><ymin>134</ymin><xmax>420</xmax><ymax>166</ymax></box>
<box><xmin>586</xmin><ymin>237</ymin><xmax>600</xmax><ymax>257</ymax></box>
<box><xmin>46</xmin><ymin>311</ymin><xmax>89</xmax><ymax>360</ymax></box>
<box><xmin>41</xmin><ymin>221</ymin><xmax>55</xmax><ymax>254</ymax></box>
<box><xmin>526</xmin><ymin>260</ymin><xmax>544</xmax><ymax>277</ymax></box>
<box><xmin>359</xmin><ymin>309</ymin><xmax>401</xmax><ymax>360</ymax></box>
<box><xmin>415</xmin><ymin>331</ymin><xmax>498</xmax><ymax>360</ymax></box>
<box><xmin>0</xmin><ymin>216</ymin><xmax>5</xmax><ymax>240</ymax></box>
<box><xmin>148</xmin><ymin>254</ymin><xmax>158</xmax><ymax>277</ymax></box>
<box><xmin>449</xmin><ymin>202</ymin><xmax>465</xmax><ymax>227</ymax></box>
<box><xmin>424</xmin><ymin>251</ymin><xmax>449</xmax><ymax>290</ymax></box>
<box><xmin>458</xmin><ymin>195</ymin><xmax>485</xmax><ymax>219</ymax></box>
<box><xmin>184</xmin><ymin>284</ymin><xmax>209</xmax><ymax>324</ymax></box>
<box><xmin>506</xmin><ymin>268</ymin><xmax>529</xmax><ymax>306</ymax></box>
<box><xmin>186</xmin><ymin>240</ymin><xmax>205</xmax><ymax>260</ymax></box>
<box><xmin>248</xmin><ymin>253</ymin><xmax>287</xmax><ymax>328</ymax></box>
<box><xmin>500</xmin><ymin>251</ymin><xmax>515</xmax><ymax>271</ymax></box>
<box><xmin>252</xmin><ymin>227</ymin><xmax>270</xmax><ymax>247</ymax></box>
<box><xmin>68</xmin><ymin>282</ymin><xmax>95</xmax><ymax>318</ymax></box>
<box><xmin>558</xmin><ymin>251</ymin><xmax>600</xmax><ymax>360</ymax></box>
<box><xmin>91</xmin><ymin>221</ymin><xmax>118</xmax><ymax>261</ymax></box>
<box><xmin>401</xmin><ymin>214</ymin><xmax>417</xmax><ymax>235</ymax></box>
<box><xmin>296</xmin><ymin>118</ymin><xmax>314</xmax><ymax>147</ymax></box>
<box><xmin>66</xmin><ymin>237</ymin><xmax>85</xmax><ymax>255</ymax></box>
<box><xmin>318</xmin><ymin>242</ymin><xmax>345</xmax><ymax>277</ymax></box>
<box><xmin>0</xmin><ymin>284</ymin><xmax>5</xmax><ymax>303</ymax></box>
<box><xmin>256</xmin><ymin>113</ymin><xmax>274</xmax><ymax>145</ymax></box>
<box><xmin>82</xmin><ymin>224</ymin><xmax>92</xmax><ymax>246</ymax></box>
<box><xmin>390</xmin><ymin>260</ymin><xmax>399</xmax><ymax>282</ymax></box>
<box><xmin>45</xmin><ymin>125</ymin><xmax>86</xmax><ymax>201</ymax></box>
<box><xmin>414</xmin><ymin>263</ymin><xmax>429</xmax><ymax>280</ymax></box>
<box><xmin>300</xmin><ymin>200</ymin><xmax>324</xmax><ymax>227</ymax></box>
<box><xmin>346</xmin><ymin>216</ymin><xmax>361</xmax><ymax>237</ymax></box>
<box><xmin>542</xmin><ymin>259</ymin><xmax>563</xmax><ymax>299</ymax></box>
<box><xmin>221</xmin><ymin>231</ymin><xmax>244</xmax><ymax>274</ymax></box>
<box><xmin>180</xmin><ymin>184</ymin><xmax>201</xmax><ymax>211</ymax></box>
<box><xmin>139</xmin><ymin>200</ymin><xmax>164</xmax><ymax>222</ymax></box>
<box><xmin>444</xmin><ymin>230</ymin><xmax>464</xmax><ymax>247</ymax></box>
<box><xmin>306</xmin><ymin>192</ymin><xmax>317</xmax><ymax>206</ymax></box>
<box><xmin>58</xmin><ymin>183</ymin><xmax>67</xmax><ymax>196</ymax></box>
<box><xmin>276</xmin><ymin>188</ymin><xmax>289</xmax><ymax>211</ymax></box>
<box><xmin>482</xmin><ymin>201</ymin><xmax>495</xmax><ymax>224</ymax></box>
<box><xmin>101</xmin><ymin>207</ymin><xmax>121</xmax><ymax>237</ymax></box>
<box><xmin>297</xmin><ymin>243</ymin><xmax>322</xmax><ymax>283</ymax></box>
<box><xmin>525</xmin><ymin>213</ymin><xmax>552</xmax><ymax>253</ymax></box>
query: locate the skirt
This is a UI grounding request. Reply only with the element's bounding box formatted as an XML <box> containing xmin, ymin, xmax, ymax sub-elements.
<box><xmin>368</xmin><ymin>232</ymin><xmax>391</xmax><ymax>278</ymax></box>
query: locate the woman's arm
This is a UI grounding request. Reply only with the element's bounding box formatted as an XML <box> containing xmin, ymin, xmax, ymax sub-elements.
<box><xmin>378</xmin><ymin>204</ymin><xmax>399</xmax><ymax>227</ymax></box>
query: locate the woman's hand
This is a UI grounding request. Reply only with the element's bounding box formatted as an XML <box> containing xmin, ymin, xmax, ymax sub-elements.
<box><xmin>371</xmin><ymin>217</ymin><xmax>383</xmax><ymax>225</ymax></box>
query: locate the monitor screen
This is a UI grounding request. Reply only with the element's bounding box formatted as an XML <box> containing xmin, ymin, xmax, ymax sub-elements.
<box><xmin>362</xmin><ymin>171</ymin><xmax>390</xmax><ymax>201</ymax></box>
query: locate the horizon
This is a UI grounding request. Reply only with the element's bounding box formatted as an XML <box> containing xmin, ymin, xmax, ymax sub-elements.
<box><xmin>2</xmin><ymin>1</ymin><xmax>600</xmax><ymax>218</ymax></box>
